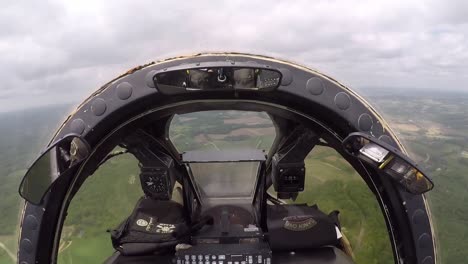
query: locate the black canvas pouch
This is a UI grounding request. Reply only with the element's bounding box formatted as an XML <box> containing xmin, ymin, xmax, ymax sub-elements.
<box><xmin>267</xmin><ymin>204</ymin><xmax>340</xmax><ymax>251</ymax></box>
<box><xmin>110</xmin><ymin>197</ymin><xmax>187</xmax><ymax>256</ymax></box>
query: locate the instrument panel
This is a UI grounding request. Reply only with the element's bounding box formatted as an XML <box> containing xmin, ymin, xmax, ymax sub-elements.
<box><xmin>175</xmin><ymin>243</ymin><xmax>272</xmax><ymax>264</ymax></box>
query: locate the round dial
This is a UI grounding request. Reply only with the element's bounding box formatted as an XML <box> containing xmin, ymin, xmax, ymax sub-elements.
<box><xmin>141</xmin><ymin>171</ymin><xmax>168</xmax><ymax>198</ymax></box>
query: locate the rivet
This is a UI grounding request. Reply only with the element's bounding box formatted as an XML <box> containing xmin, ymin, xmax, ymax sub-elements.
<box><xmin>116</xmin><ymin>82</ymin><xmax>133</xmax><ymax>100</ymax></box>
<box><xmin>70</xmin><ymin>119</ymin><xmax>85</xmax><ymax>135</ymax></box>
<box><xmin>91</xmin><ymin>98</ymin><xmax>107</xmax><ymax>116</ymax></box>
<box><xmin>334</xmin><ymin>92</ymin><xmax>351</xmax><ymax>110</ymax></box>
<box><xmin>306</xmin><ymin>77</ymin><xmax>325</xmax><ymax>95</ymax></box>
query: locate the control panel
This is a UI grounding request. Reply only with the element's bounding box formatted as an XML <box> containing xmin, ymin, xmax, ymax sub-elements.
<box><xmin>175</xmin><ymin>243</ymin><xmax>272</xmax><ymax>264</ymax></box>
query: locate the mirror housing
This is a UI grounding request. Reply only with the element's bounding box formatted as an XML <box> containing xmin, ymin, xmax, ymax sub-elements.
<box><xmin>19</xmin><ymin>134</ymin><xmax>90</xmax><ymax>205</ymax></box>
<box><xmin>153</xmin><ymin>63</ymin><xmax>282</xmax><ymax>94</ymax></box>
<box><xmin>343</xmin><ymin>132</ymin><xmax>434</xmax><ymax>194</ymax></box>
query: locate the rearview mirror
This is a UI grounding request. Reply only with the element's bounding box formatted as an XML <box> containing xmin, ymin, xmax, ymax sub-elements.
<box><xmin>343</xmin><ymin>132</ymin><xmax>434</xmax><ymax>194</ymax></box>
<box><xmin>154</xmin><ymin>67</ymin><xmax>282</xmax><ymax>94</ymax></box>
<box><xmin>19</xmin><ymin>135</ymin><xmax>90</xmax><ymax>204</ymax></box>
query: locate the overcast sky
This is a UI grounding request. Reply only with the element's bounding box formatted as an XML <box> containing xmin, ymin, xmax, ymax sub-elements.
<box><xmin>1</xmin><ymin>0</ymin><xmax>467</xmax><ymax>112</ymax></box>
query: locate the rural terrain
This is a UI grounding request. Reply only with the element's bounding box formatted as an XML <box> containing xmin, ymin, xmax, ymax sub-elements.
<box><xmin>0</xmin><ymin>90</ymin><xmax>466</xmax><ymax>263</ymax></box>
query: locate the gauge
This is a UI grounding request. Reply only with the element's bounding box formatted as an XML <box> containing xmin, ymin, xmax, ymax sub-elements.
<box><xmin>140</xmin><ymin>168</ymin><xmax>170</xmax><ymax>199</ymax></box>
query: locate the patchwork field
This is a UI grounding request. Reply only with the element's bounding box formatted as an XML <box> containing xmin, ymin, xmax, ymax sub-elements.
<box><xmin>0</xmin><ymin>91</ymin><xmax>467</xmax><ymax>264</ymax></box>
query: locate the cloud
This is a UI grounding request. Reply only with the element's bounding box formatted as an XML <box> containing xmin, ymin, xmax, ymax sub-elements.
<box><xmin>1</xmin><ymin>0</ymin><xmax>467</xmax><ymax>112</ymax></box>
